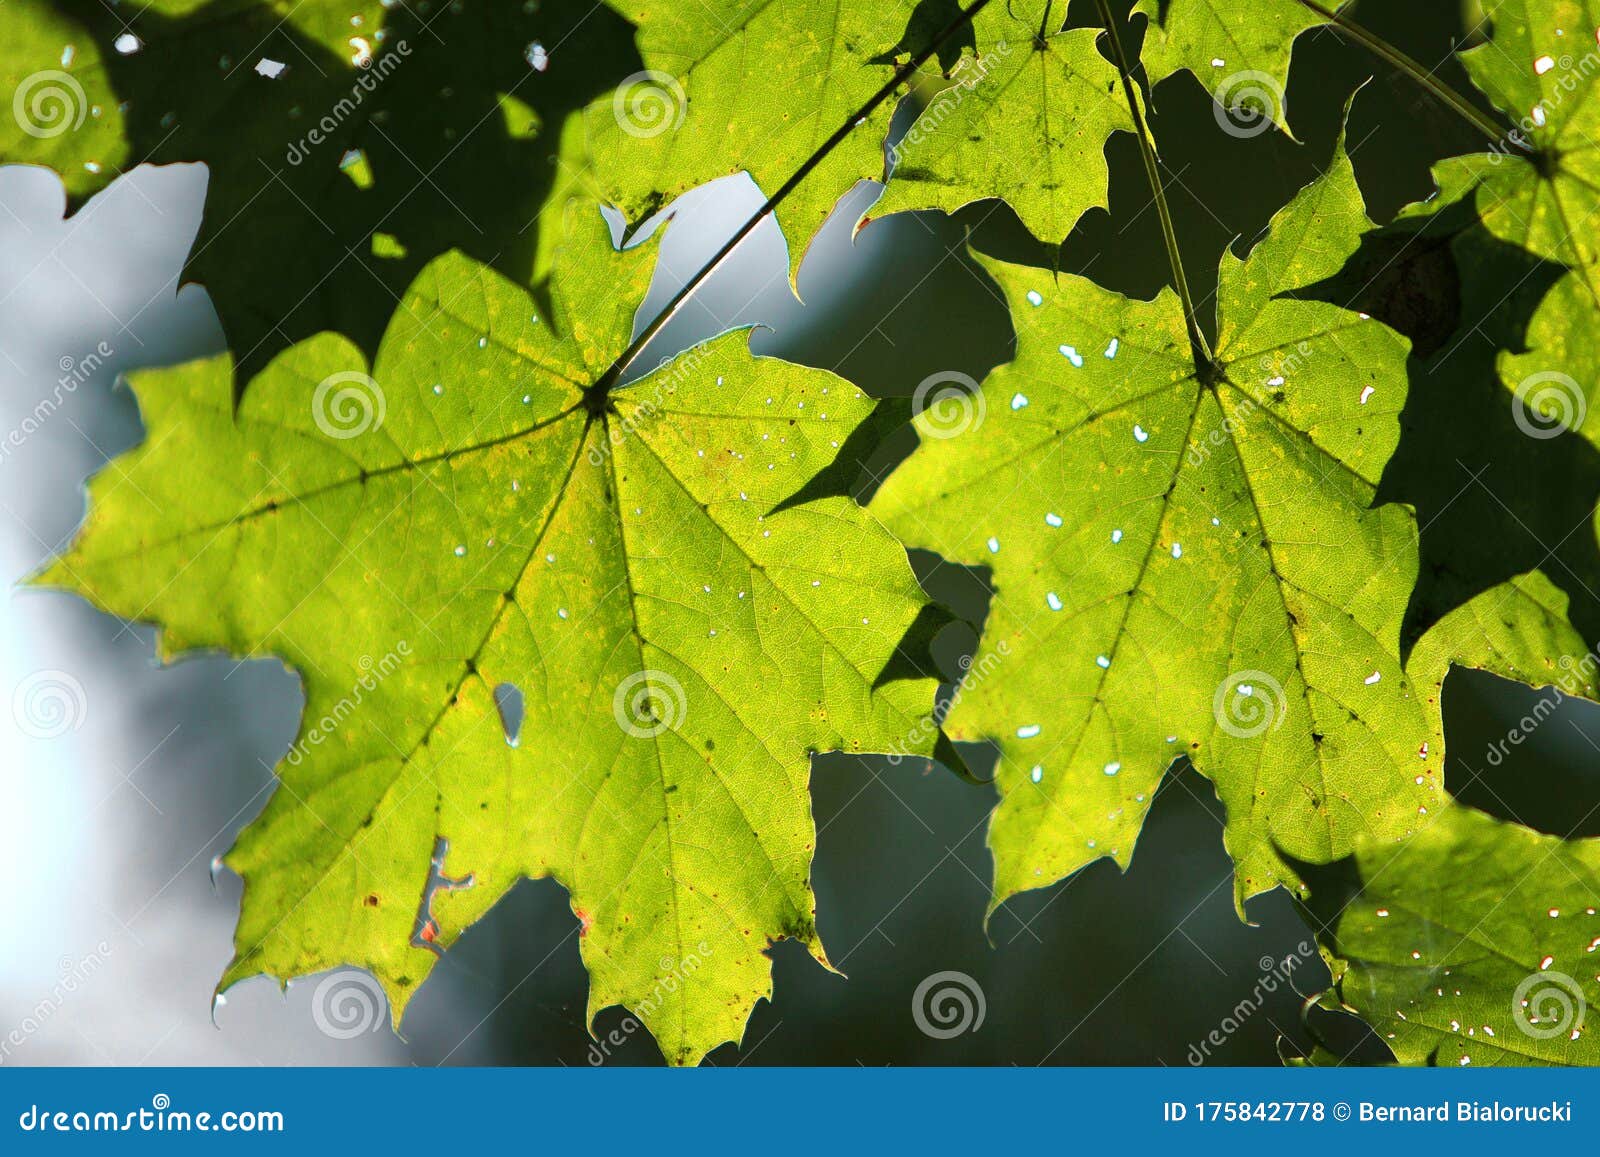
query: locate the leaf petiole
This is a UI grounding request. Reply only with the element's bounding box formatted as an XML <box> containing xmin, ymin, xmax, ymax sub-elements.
<box><xmin>1091</xmin><ymin>0</ymin><xmax>1216</xmax><ymax>374</ymax></box>
<box><xmin>1294</xmin><ymin>0</ymin><xmax>1517</xmax><ymax>148</ymax></box>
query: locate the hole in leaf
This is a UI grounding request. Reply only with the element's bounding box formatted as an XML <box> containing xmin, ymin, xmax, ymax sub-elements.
<box><xmin>494</xmin><ymin>681</ymin><xmax>524</xmax><ymax>748</ymax></box>
<box><xmin>412</xmin><ymin>836</ymin><xmax>475</xmax><ymax>954</ymax></box>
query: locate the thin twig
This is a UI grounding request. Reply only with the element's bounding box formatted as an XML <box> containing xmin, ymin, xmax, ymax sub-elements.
<box><xmin>1093</xmin><ymin>0</ymin><xmax>1214</xmax><ymax>371</ymax></box>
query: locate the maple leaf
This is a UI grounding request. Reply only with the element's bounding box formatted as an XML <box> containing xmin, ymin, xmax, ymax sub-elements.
<box><xmin>1297</xmin><ymin>590</ymin><xmax>1600</xmax><ymax>1068</ymax></box>
<box><xmin>1397</xmin><ymin>0</ymin><xmax>1600</xmax><ymax>449</ymax></box>
<box><xmin>1287</xmin><ymin>571</ymin><xmax>1600</xmax><ymax>1065</ymax></box>
<box><xmin>1131</xmin><ymin>0</ymin><xmax>1338</xmax><ymax>137</ymax></box>
<box><xmin>587</xmin><ymin>0</ymin><xmax>956</xmax><ymax>277</ymax></box>
<box><xmin>1321</xmin><ymin>193</ymin><xmax>1600</xmax><ymax>692</ymax></box>
<box><xmin>871</xmin><ymin>136</ymin><xmax>1435</xmax><ymax>912</ymax></box>
<box><xmin>36</xmin><ymin>206</ymin><xmax>945</xmax><ymax>1066</ymax></box>
<box><xmin>1300</xmin><ymin>795</ymin><xmax>1600</xmax><ymax>1065</ymax></box>
<box><xmin>1414</xmin><ymin>0</ymin><xmax>1600</xmax><ymax>300</ymax></box>
<box><xmin>872</xmin><ymin>0</ymin><xmax>1132</xmax><ymax>247</ymax></box>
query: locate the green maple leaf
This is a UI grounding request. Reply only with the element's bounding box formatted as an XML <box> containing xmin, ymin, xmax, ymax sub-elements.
<box><xmin>1302</xmin><ymin>800</ymin><xmax>1600</xmax><ymax>1066</ymax></box>
<box><xmin>872</xmin><ymin>138</ymin><xmax>1435</xmax><ymax>912</ymax></box>
<box><xmin>587</xmin><ymin>0</ymin><xmax>931</xmax><ymax>275</ymax></box>
<box><xmin>1413</xmin><ymin>572</ymin><xmax>1600</xmax><ymax>702</ymax></box>
<box><xmin>1325</xmin><ymin>195</ymin><xmax>1600</xmax><ymax>689</ymax></box>
<box><xmin>1132</xmin><ymin>0</ymin><xmax>1336</xmax><ymax>136</ymax></box>
<box><xmin>872</xmin><ymin>0</ymin><xmax>1132</xmax><ymax>246</ymax></box>
<box><xmin>1402</xmin><ymin>0</ymin><xmax>1600</xmax><ymax>443</ymax></box>
<box><xmin>1418</xmin><ymin>0</ymin><xmax>1600</xmax><ymax>296</ymax></box>
<box><xmin>1295</xmin><ymin>575</ymin><xmax>1599</xmax><ymax>1065</ymax></box>
<box><xmin>1450</xmin><ymin>0</ymin><xmax>1600</xmax><ymax>448</ymax></box>
<box><xmin>36</xmin><ymin>206</ymin><xmax>944</xmax><ymax>1066</ymax></box>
